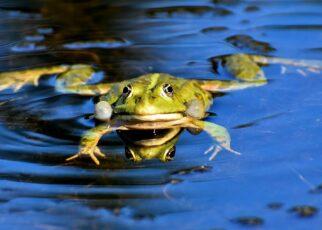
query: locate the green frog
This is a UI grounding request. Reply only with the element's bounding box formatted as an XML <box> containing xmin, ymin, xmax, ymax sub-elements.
<box><xmin>0</xmin><ymin>54</ymin><xmax>320</xmax><ymax>165</ymax></box>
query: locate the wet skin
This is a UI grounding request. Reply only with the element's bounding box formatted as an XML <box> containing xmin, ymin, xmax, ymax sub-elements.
<box><xmin>0</xmin><ymin>53</ymin><xmax>321</xmax><ymax>165</ymax></box>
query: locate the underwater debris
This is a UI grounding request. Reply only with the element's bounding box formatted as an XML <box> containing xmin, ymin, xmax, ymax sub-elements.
<box><xmin>288</xmin><ymin>205</ymin><xmax>319</xmax><ymax>218</ymax></box>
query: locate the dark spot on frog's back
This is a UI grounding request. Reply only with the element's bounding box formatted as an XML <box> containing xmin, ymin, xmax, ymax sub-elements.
<box><xmin>192</xmin><ymin>81</ymin><xmax>201</xmax><ymax>88</ymax></box>
<box><xmin>231</xmin><ymin>216</ymin><xmax>264</xmax><ymax>226</ymax></box>
<box><xmin>288</xmin><ymin>205</ymin><xmax>319</xmax><ymax>218</ymax></box>
<box><xmin>194</xmin><ymin>92</ymin><xmax>202</xmax><ymax>100</ymax></box>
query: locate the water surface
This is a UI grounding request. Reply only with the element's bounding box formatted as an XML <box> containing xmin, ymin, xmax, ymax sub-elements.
<box><xmin>0</xmin><ymin>0</ymin><xmax>322</xmax><ymax>229</ymax></box>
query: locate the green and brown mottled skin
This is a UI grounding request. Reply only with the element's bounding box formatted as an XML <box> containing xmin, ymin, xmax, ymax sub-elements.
<box><xmin>0</xmin><ymin>53</ymin><xmax>320</xmax><ymax>165</ymax></box>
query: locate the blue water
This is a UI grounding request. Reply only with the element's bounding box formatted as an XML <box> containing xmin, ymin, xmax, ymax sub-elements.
<box><xmin>0</xmin><ymin>0</ymin><xmax>321</xmax><ymax>229</ymax></box>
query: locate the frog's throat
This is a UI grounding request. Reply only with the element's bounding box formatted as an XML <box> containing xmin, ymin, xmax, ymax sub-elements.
<box><xmin>115</xmin><ymin>113</ymin><xmax>183</xmax><ymax>122</ymax></box>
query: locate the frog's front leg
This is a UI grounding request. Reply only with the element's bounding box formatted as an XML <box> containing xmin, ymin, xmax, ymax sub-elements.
<box><xmin>66</xmin><ymin>123</ymin><xmax>113</xmax><ymax>165</ymax></box>
<box><xmin>186</xmin><ymin>119</ymin><xmax>240</xmax><ymax>160</ymax></box>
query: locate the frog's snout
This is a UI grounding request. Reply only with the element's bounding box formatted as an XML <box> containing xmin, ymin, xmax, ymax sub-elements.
<box><xmin>95</xmin><ymin>101</ymin><xmax>113</xmax><ymax>121</ymax></box>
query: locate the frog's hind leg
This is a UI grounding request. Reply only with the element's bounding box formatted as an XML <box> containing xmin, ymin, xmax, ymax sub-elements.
<box><xmin>250</xmin><ymin>54</ymin><xmax>322</xmax><ymax>75</ymax></box>
<box><xmin>66</xmin><ymin>123</ymin><xmax>114</xmax><ymax>165</ymax></box>
<box><xmin>187</xmin><ymin>120</ymin><xmax>240</xmax><ymax>160</ymax></box>
<box><xmin>55</xmin><ymin>64</ymin><xmax>111</xmax><ymax>96</ymax></box>
<box><xmin>199</xmin><ymin>79</ymin><xmax>266</xmax><ymax>92</ymax></box>
<box><xmin>200</xmin><ymin>54</ymin><xmax>267</xmax><ymax>93</ymax></box>
<box><xmin>0</xmin><ymin>64</ymin><xmax>111</xmax><ymax>96</ymax></box>
<box><xmin>0</xmin><ymin>65</ymin><xmax>69</xmax><ymax>92</ymax></box>
<box><xmin>200</xmin><ymin>53</ymin><xmax>322</xmax><ymax>93</ymax></box>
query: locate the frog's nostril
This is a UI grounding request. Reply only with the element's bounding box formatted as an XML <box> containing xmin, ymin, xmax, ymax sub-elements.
<box><xmin>135</xmin><ymin>97</ymin><xmax>140</xmax><ymax>103</ymax></box>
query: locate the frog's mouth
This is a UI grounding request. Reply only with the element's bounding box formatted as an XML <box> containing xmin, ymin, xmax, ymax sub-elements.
<box><xmin>117</xmin><ymin>127</ymin><xmax>182</xmax><ymax>146</ymax></box>
<box><xmin>95</xmin><ymin>101</ymin><xmax>184</xmax><ymax>122</ymax></box>
<box><xmin>114</xmin><ymin>113</ymin><xmax>184</xmax><ymax>122</ymax></box>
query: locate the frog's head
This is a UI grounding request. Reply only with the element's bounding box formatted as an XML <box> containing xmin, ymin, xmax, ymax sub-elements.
<box><xmin>96</xmin><ymin>73</ymin><xmax>211</xmax><ymax>122</ymax></box>
<box><xmin>117</xmin><ymin>128</ymin><xmax>181</xmax><ymax>162</ymax></box>
<box><xmin>113</xmin><ymin>73</ymin><xmax>188</xmax><ymax>121</ymax></box>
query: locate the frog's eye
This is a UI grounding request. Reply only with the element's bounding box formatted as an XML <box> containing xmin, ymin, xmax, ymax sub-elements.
<box><xmin>122</xmin><ymin>84</ymin><xmax>132</xmax><ymax>97</ymax></box>
<box><xmin>165</xmin><ymin>146</ymin><xmax>176</xmax><ymax>161</ymax></box>
<box><xmin>125</xmin><ymin>147</ymin><xmax>135</xmax><ymax>160</ymax></box>
<box><xmin>163</xmin><ymin>83</ymin><xmax>174</xmax><ymax>97</ymax></box>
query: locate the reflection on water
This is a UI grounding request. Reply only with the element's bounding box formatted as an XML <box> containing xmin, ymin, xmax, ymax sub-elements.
<box><xmin>0</xmin><ymin>0</ymin><xmax>322</xmax><ymax>229</ymax></box>
<box><xmin>118</xmin><ymin>129</ymin><xmax>181</xmax><ymax>162</ymax></box>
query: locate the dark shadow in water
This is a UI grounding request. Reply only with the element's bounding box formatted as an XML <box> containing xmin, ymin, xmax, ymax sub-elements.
<box><xmin>233</xmin><ymin>112</ymin><xmax>285</xmax><ymax>129</ymax></box>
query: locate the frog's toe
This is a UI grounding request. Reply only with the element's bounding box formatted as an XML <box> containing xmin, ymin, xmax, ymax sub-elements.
<box><xmin>204</xmin><ymin>145</ymin><xmax>224</xmax><ymax>161</ymax></box>
<box><xmin>65</xmin><ymin>151</ymin><xmax>100</xmax><ymax>165</ymax></box>
<box><xmin>65</xmin><ymin>152</ymin><xmax>83</xmax><ymax>163</ymax></box>
<box><xmin>205</xmin><ymin>144</ymin><xmax>241</xmax><ymax>161</ymax></box>
<box><xmin>94</xmin><ymin>146</ymin><xmax>106</xmax><ymax>158</ymax></box>
<box><xmin>87</xmin><ymin>149</ymin><xmax>101</xmax><ymax>165</ymax></box>
<box><xmin>66</xmin><ymin>146</ymin><xmax>105</xmax><ymax>165</ymax></box>
<box><xmin>208</xmin><ymin>145</ymin><xmax>222</xmax><ymax>161</ymax></box>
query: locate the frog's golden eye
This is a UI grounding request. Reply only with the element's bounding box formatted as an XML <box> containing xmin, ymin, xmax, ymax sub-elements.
<box><xmin>122</xmin><ymin>84</ymin><xmax>132</xmax><ymax>97</ymax></box>
<box><xmin>163</xmin><ymin>83</ymin><xmax>174</xmax><ymax>97</ymax></box>
<box><xmin>165</xmin><ymin>146</ymin><xmax>176</xmax><ymax>161</ymax></box>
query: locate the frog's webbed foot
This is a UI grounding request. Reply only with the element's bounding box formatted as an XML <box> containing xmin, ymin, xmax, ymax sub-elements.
<box><xmin>66</xmin><ymin>146</ymin><xmax>105</xmax><ymax>165</ymax></box>
<box><xmin>218</xmin><ymin>53</ymin><xmax>322</xmax><ymax>80</ymax></box>
<box><xmin>0</xmin><ymin>65</ymin><xmax>69</xmax><ymax>92</ymax></box>
<box><xmin>250</xmin><ymin>54</ymin><xmax>322</xmax><ymax>75</ymax></box>
<box><xmin>225</xmin><ymin>54</ymin><xmax>322</xmax><ymax>79</ymax></box>
<box><xmin>66</xmin><ymin>123</ymin><xmax>113</xmax><ymax>165</ymax></box>
<box><xmin>204</xmin><ymin>144</ymin><xmax>240</xmax><ymax>161</ymax></box>
<box><xmin>188</xmin><ymin>120</ymin><xmax>240</xmax><ymax>160</ymax></box>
